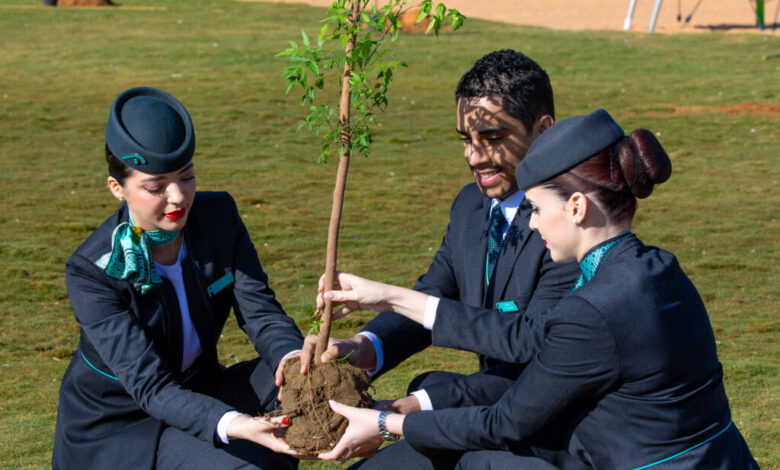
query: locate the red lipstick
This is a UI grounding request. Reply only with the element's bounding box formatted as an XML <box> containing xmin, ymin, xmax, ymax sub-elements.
<box><xmin>165</xmin><ymin>208</ymin><xmax>186</xmax><ymax>221</ymax></box>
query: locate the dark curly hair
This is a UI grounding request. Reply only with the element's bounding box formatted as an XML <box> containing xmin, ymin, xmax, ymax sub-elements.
<box><xmin>455</xmin><ymin>49</ymin><xmax>554</xmax><ymax>132</ymax></box>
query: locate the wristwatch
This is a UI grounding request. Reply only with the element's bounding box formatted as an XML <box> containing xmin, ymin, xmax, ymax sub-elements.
<box><xmin>377</xmin><ymin>410</ymin><xmax>400</xmax><ymax>441</ymax></box>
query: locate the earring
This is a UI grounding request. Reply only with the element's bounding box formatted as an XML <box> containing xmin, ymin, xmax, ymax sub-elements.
<box><xmin>571</xmin><ymin>219</ymin><xmax>578</xmax><ymax>224</ymax></box>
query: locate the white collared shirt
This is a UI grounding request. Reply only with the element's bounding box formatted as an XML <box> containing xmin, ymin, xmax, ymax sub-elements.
<box><xmin>489</xmin><ymin>189</ymin><xmax>525</xmax><ymax>242</ymax></box>
<box><xmin>153</xmin><ymin>241</ymin><xmax>202</xmax><ymax>372</ymax></box>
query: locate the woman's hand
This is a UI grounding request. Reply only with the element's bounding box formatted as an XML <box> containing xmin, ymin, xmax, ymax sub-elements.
<box><xmin>226</xmin><ymin>414</ymin><xmax>302</xmax><ymax>458</ymax></box>
<box><xmin>316</xmin><ymin>272</ymin><xmax>429</xmax><ymax>324</ymax></box>
<box><xmin>317</xmin><ymin>400</ymin><xmax>390</xmax><ymax>463</ymax></box>
<box><xmin>316</xmin><ymin>272</ymin><xmax>394</xmax><ymax>319</ymax></box>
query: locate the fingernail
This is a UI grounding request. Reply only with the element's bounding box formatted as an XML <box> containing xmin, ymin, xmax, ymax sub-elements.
<box><xmin>324</xmin><ymin>292</ymin><xmax>334</xmax><ymax>299</ymax></box>
<box><xmin>282</xmin><ymin>416</ymin><xmax>290</xmax><ymax>425</ymax></box>
<box><xmin>328</xmin><ymin>399</ymin><xmax>335</xmax><ymax>406</ymax></box>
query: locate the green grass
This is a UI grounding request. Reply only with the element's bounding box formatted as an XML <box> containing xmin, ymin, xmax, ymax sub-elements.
<box><xmin>1</xmin><ymin>0</ymin><xmax>778</xmax><ymax>468</ymax></box>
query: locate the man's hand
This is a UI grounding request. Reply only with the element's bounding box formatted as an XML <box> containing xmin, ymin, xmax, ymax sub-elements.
<box><xmin>374</xmin><ymin>395</ymin><xmax>421</xmax><ymax>414</ymax></box>
<box><xmin>299</xmin><ymin>334</ymin><xmax>378</xmax><ymax>374</ymax></box>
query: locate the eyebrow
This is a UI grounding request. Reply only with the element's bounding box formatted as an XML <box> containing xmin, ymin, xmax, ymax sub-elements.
<box><xmin>455</xmin><ymin>126</ymin><xmax>508</xmax><ymax>136</ymax></box>
<box><xmin>178</xmin><ymin>162</ymin><xmax>195</xmax><ymax>173</ymax></box>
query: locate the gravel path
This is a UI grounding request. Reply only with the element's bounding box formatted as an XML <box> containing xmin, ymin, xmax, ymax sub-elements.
<box><xmin>240</xmin><ymin>0</ymin><xmax>776</xmax><ymax>34</ymax></box>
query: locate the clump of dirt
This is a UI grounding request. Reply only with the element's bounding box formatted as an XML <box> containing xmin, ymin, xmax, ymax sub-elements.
<box><xmin>56</xmin><ymin>0</ymin><xmax>114</xmax><ymax>6</ymax></box>
<box><xmin>280</xmin><ymin>356</ymin><xmax>373</xmax><ymax>454</ymax></box>
<box><xmin>674</xmin><ymin>103</ymin><xmax>780</xmax><ymax>119</ymax></box>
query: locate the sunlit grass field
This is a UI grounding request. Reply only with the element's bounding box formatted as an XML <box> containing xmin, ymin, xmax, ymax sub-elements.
<box><xmin>0</xmin><ymin>0</ymin><xmax>777</xmax><ymax>468</ymax></box>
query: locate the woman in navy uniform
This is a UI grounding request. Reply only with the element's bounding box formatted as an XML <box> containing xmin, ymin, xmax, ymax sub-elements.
<box><xmin>52</xmin><ymin>87</ymin><xmax>303</xmax><ymax>469</ymax></box>
<box><xmin>312</xmin><ymin>109</ymin><xmax>758</xmax><ymax>469</ymax></box>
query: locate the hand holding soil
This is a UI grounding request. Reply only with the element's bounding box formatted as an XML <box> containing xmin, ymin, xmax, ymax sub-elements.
<box><xmin>298</xmin><ymin>334</ymin><xmax>378</xmax><ymax>373</ymax></box>
<box><xmin>225</xmin><ymin>414</ymin><xmax>301</xmax><ymax>458</ymax></box>
<box><xmin>374</xmin><ymin>395</ymin><xmax>422</xmax><ymax>414</ymax></box>
<box><xmin>317</xmin><ymin>400</ymin><xmax>394</xmax><ymax>462</ymax></box>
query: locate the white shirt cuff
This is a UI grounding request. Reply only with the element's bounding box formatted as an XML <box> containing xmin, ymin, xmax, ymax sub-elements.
<box><xmin>411</xmin><ymin>390</ymin><xmax>434</xmax><ymax>411</ymax></box>
<box><xmin>217</xmin><ymin>410</ymin><xmax>242</xmax><ymax>444</ymax></box>
<box><xmin>423</xmin><ymin>296</ymin><xmax>440</xmax><ymax>330</ymax></box>
<box><xmin>356</xmin><ymin>331</ymin><xmax>384</xmax><ymax>377</ymax></box>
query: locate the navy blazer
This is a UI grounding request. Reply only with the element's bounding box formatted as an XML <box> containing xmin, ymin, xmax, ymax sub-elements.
<box><xmin>403</xmin><ymin>235</ymin><xmax>757</xmax><ymax>469</ymax></box>
<box><xmin>362</xmin><ymin>183</ymin><xmax>579</xmax><ymax>398</ymax></box>
<box><xmin>52</xmin><ymin>192</ymin><xmax>303</xmax><ymax>470</ymax></box>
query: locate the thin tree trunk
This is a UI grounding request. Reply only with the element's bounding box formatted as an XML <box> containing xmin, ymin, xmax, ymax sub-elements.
<box><xmin>315</xmin><ymin>0</ymin><xmax>362</xmax><ymax>363</ymax></box>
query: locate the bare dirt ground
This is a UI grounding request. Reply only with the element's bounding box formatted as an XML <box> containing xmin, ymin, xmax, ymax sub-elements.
<box><xmin>240</xmin><ymin>0</ymin><xmax>778</xmax><ymax>34</ymax></box>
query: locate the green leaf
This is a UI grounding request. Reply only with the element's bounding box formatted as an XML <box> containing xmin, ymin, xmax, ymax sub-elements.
<box><xmin>318</xmin><ymin>24</ymin><xmax>328</xmax><ymax>46</ymax></box>
<box><xmin>426</xmin><ymin>16</ymin><xmax>438</xmax><ymax>34</ymax></box>
<box><xmin>415</xmin><ymin>8</ymin><xmax>428</xmax><ymax>24</ymax></box>
<box><xmin>306</xmin><ymin>60</ymin><xmax>321</xmax><ymax>77</ymax></box>
<box><xmin>333</xmin><ymin>352</ymin><xmax>352</xmax><ymax>363</ymax></box>
<box><xmin>450</xmin><ymin>11</ymin><xmax>464</xmax><ymax>30</ymax></box>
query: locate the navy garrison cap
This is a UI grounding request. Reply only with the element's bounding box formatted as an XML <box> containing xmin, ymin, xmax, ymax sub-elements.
<box><xmin>105</xmin><ymin>87</ymin><xmax>195</xmax><ymax>174</ymax></box>
<box><xmin>516</xmin><ymin>108</ymin><xmax>624</xmax><ymax>190</ymax></box>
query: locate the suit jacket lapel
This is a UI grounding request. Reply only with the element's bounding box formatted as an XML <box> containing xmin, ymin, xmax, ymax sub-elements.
<box><xmin>158</xmin><ymin>278</ymin><xmax>184</xmax><ymax>372</ymax></box>
<box><xmin>491</xmin><ymin>200</ymin><xmax>534</xmax><ymax>304</ymax></box>
<box><xmin>463</xmin><ymin>196</ymin><xmax>492</xmax><ymax>305</ymax></box>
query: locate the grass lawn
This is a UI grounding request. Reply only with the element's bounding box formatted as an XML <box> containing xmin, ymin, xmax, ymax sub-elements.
<box><xmin>0</xmin><ymin>0</ymin><xmax>777</xmax><ymax>468</ymax></box>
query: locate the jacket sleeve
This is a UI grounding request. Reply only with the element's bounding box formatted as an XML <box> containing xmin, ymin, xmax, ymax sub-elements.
<box><xmin>523</xmin><ymin>247</ymin><xmax>580</xmax><ymax>320</ymax></box>
<box><xmin>404</xmin><ymin>297</ymin><xmax>619</xmax><ymax>453</ymax></box>
<box><xmin>360</xmin><ymin>190</ymin><xmax>465</xmax><ymax>375</ymax></box>
<box><xmin>66</xmin><ymin>256</ymin><xmax>232</xmax><ymax>443</ymax></box>
<box><xmin>431</xmin><ymin>295</ymin><xmax>547</xmax><ymax>365</ymax></box>
<box><xmin>423</xmin><ymin>362</ymin><xmax>526</xmax><ymax>409</ymax></box>
<box><xmin>225</xmin><ymin>194</ymin><xmax>304</xmax><ymax>372</ymax></box>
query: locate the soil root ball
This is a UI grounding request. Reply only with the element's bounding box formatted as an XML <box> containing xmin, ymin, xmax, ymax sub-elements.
<box><xmin>280</xmin><ymin>356</ymin><xmax>373</xmax><ymax>454</ymax></box>
<box><xmin>57</xmin><ymin>0</ymin><xmax>115</xmax><ymax>5</ymax></box>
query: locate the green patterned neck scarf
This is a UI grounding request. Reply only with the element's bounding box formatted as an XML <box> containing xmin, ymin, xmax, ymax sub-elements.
<box><xmin>572</xmin><ymin>231</ymin><xmax>631</xmax><ymax>291</ymax></box>
<box><xmin>95</xmin><ymin>214</ymin><xmax>180</xmax><ymax>294</ymax></box>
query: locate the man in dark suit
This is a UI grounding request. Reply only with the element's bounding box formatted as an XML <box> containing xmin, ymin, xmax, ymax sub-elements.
<box><xmin>304</xmin><ymin>50</ymin><xmax>579</xmax><ymax>418</ymax></box>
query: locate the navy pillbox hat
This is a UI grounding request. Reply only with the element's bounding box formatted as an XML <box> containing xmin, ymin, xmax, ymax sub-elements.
<box><xmin>105</xmin><ymin>87</ymin><xmax>195</xmax><ymax>174</ymax></box>
<box><xmin>515</xmin><ymin>108</ymin><xmax>624</xmax><ymax>190</ymax></box>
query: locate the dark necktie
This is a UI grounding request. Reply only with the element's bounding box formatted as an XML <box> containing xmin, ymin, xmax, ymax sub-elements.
<box><xmin>485</xmin><ymin>204</ymin><xmax>507</xmax><ymax>286</ymax></box>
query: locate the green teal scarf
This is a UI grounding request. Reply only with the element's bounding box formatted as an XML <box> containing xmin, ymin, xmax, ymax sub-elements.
<box><xmin>95</xmin><ymin>214</ymin><xmax>180</xmax><ymax>294</ymax></box>
<box><xmin>572</xmin><ymin>231</ymin><xmax>632</xmax><ymax>291</ymax></box>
